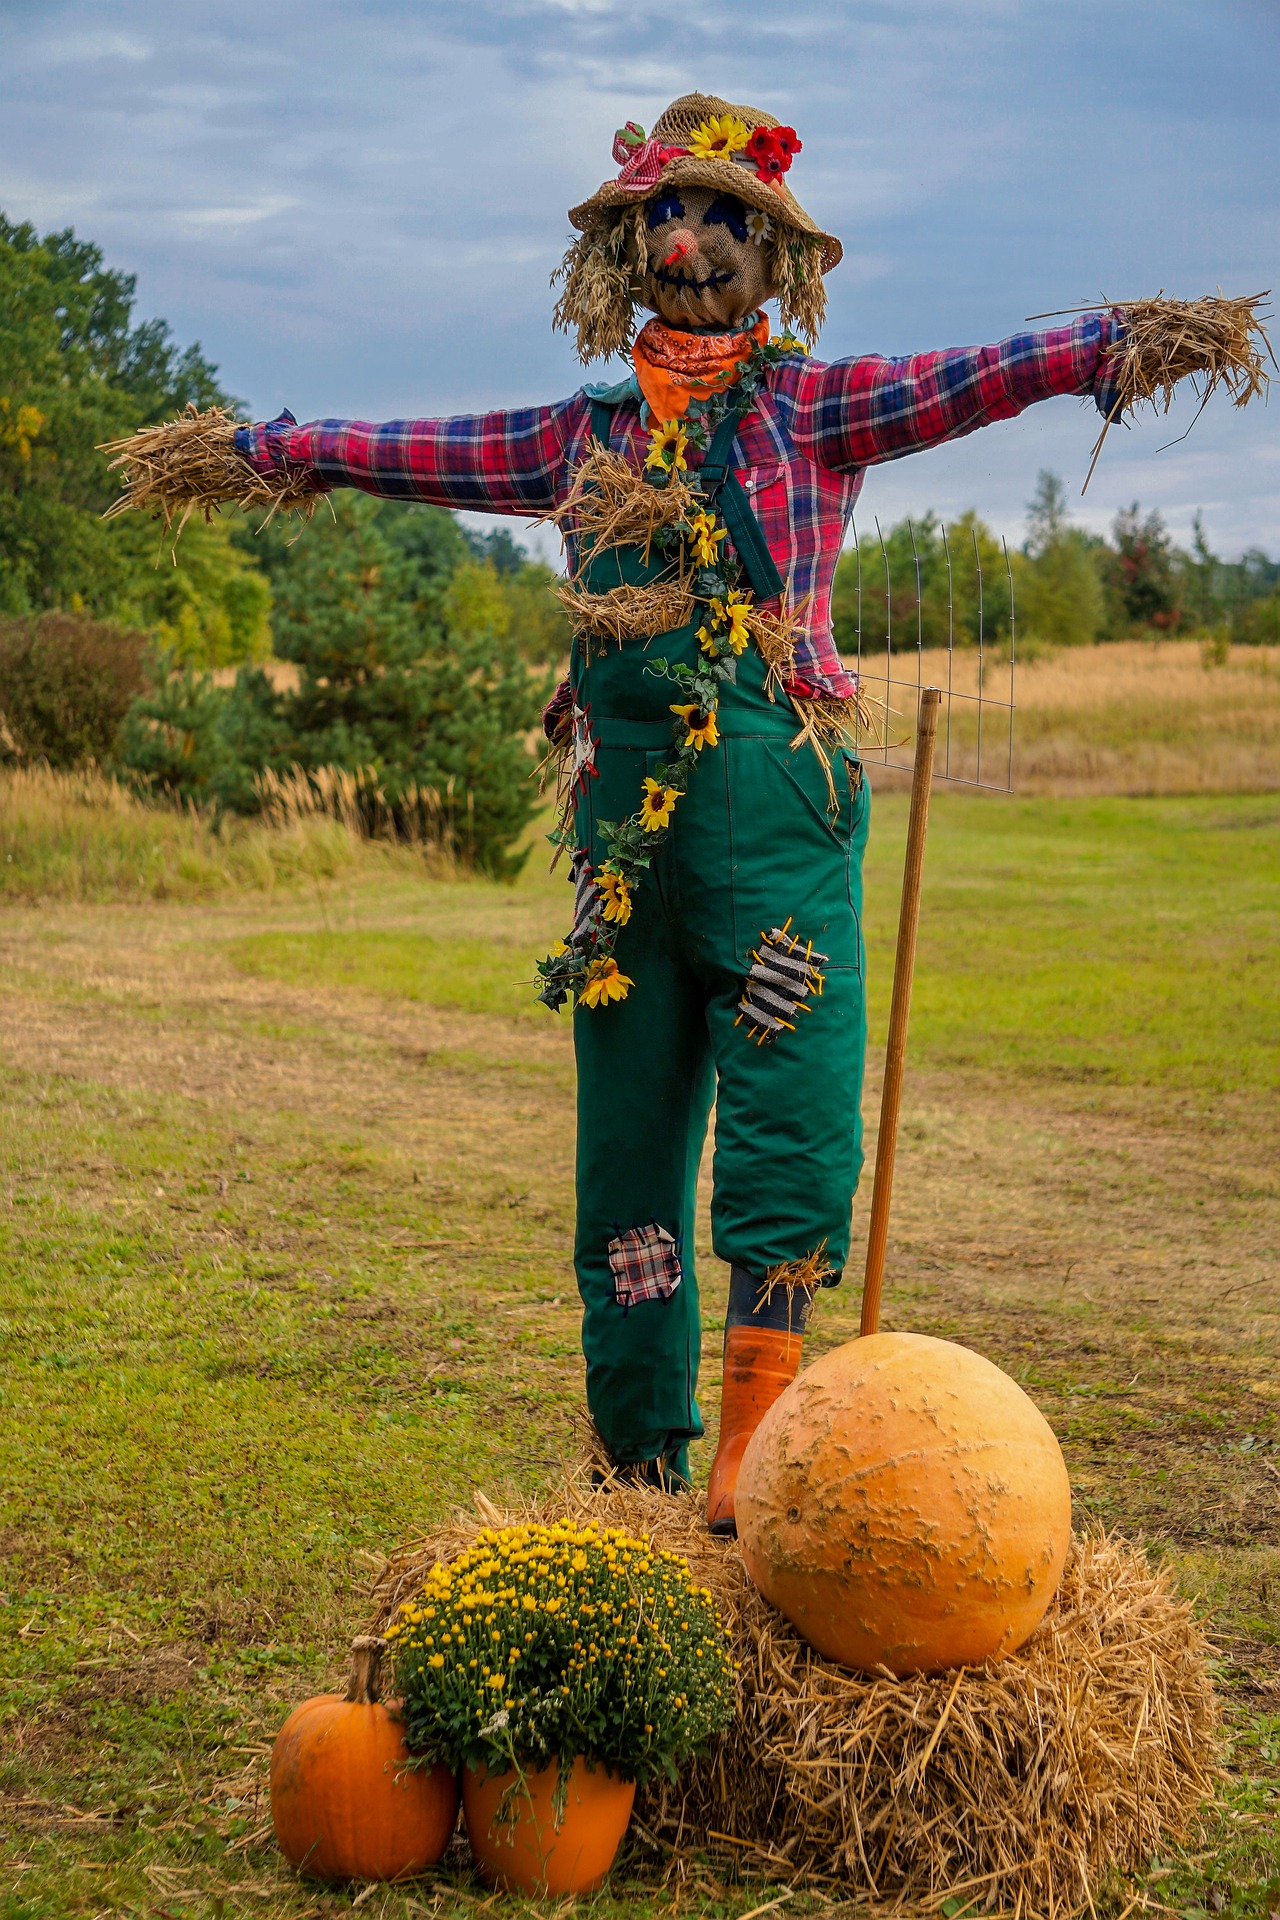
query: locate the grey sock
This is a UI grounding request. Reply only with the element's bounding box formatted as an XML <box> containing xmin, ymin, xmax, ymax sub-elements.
<box><xmin>726</xmin><ymin>1263</ymin><xmax>813</xmax><ymax>1336</ymax></box>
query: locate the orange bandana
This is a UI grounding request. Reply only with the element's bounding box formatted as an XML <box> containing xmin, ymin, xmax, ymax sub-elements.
<box><xmin>632</xmin><ymin>313</ymin><xmax>770</xmax><ymax>422</ymax></box>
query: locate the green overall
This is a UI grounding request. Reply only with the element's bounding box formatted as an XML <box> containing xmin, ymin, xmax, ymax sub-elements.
<box><xmin>570</xmin><ymin>395</ymin><xmax>871</xmax><ymax>1468</ymax></box>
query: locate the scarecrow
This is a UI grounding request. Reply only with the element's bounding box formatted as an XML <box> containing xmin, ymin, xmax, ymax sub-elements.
<box><xmin>108</xmin><ymin>94</ymin><xmax>1269</xmax><ymax>1534</ymax></box>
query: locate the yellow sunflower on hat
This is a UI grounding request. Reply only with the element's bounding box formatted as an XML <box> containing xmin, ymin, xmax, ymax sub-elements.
<box><xmin>688</xmin><ymin>114</ymin><xmax>750</xmax><ymax>159</ymax></box>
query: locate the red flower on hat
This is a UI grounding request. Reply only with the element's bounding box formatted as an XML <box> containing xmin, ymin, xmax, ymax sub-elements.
<box><xmin>744</xmin><ymin>124</ymin><xmax>801</xmax><ymax>183</ymax></box>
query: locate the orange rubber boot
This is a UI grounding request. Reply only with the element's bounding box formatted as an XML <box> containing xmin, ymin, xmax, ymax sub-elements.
<box><xmin>706</xmin><ymin>1323</ymin><xmax>804</xmax><ymax>1536</ymax></box>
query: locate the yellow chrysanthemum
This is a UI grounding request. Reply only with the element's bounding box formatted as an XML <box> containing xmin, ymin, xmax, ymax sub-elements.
<box><xmin>670</xmin><ymin>702</ymin><xmax>720</xmax><ymax>752</ymax></box>
<box><xmin>597</xmin><ymin>866</ymin><xmax>633</xmax><ymax>926</ymax></box>
<box><xmin>686</xmin><ymin>510</ymin><xmax>727</xmax><ymax>569</ymax></box>
<box><xmin>639</xmin><ymin>776</ymin><xmax>679</xmax><ymax>831</ymax></box>
<box><xmin>579</xmin><ymin>957</ymin><xmax>633</xmax><ymax>1009</ymax></box>
<box><xmin>644</xmin><ymin>418</ymin><xmax>688</xmax><ymax>475</ymax></box>
<box><xmin>687</xmin><ymin>114</ymin><xmax>750</xmax><ymax>159</ymax></box>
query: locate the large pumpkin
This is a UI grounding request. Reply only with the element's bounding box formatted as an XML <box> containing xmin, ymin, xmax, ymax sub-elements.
<box><xmin>736</xmin><ymin>1332</ymin><xmax>1071</xmax><ymax>1675</ymax></box>
<box><xmin>270</xmin><ymin>1635</ymin><xmax>458</xmax><ymax>1881</ymax></box>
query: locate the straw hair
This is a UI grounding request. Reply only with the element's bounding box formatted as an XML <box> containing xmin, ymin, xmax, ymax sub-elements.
<box><xmin>369</xmin><ymin>1466</ymin><xmax>1219</xmax><ymax>1914</ymax></box>
<box><xmin>99</xmin><ymin>404</ymin><xmax>319</xmax><ymax>541</ymax></box>
<box><xmin>553</xmin><ymin>209</ymin><xmax>830</xmax><ymax>365</ymax></box>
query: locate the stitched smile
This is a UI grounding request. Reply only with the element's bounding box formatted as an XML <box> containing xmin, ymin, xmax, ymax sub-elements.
<box><xmin>651</xmin><ymin>265</ymin><xmax>734</xmax><ymax>294</ymax></box>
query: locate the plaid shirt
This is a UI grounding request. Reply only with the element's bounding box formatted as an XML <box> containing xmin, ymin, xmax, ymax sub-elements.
<box><xmin>238</xmin><ymin>313</ymin><xmax>1123</xmax><ymax>700</ymax></box>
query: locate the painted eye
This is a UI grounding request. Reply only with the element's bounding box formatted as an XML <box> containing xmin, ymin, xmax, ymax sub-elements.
<box><xmin>646</xmin><ymin>192</ymin><xmax>685</xmax><ymax>229</ymax></box>
<box><xmin>704</xmin><ymin>195</ymin><xmax>749</xmax><ymax>242</ymax></box>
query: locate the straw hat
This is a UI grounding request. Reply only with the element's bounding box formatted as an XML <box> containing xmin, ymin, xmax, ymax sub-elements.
<box><xmin>569</xmin><ymin>91</ymin><xmax>843</xmax><ymax>275</ymax></box>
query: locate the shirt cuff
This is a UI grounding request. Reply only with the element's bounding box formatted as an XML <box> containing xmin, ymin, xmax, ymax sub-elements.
<box><xmin>1092</xmin><ymin>311</ymin><xmax>1128</xmax><ymax>420</ymax></box>
<box><xmin>234</xmin><ymin>410</ymin><xmax>329</xmax><ymax>490</ymax></box>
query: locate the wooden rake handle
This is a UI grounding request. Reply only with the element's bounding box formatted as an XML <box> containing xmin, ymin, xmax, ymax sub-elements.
<box><xmin>860</xmin><ymin>687</ymin><xmax>942</xmax><ymax>1338</ymax></box>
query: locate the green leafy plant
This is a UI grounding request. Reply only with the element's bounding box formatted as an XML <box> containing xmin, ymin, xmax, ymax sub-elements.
<box><xmin>0</xmin><ymin>610</ymin><xmax>151</xmax><ymax>766</ymax></box>
<box><xmin>387</xmin><ymin>1520</ymin><xmax>734</xmax><ymax>1789</ymax></box>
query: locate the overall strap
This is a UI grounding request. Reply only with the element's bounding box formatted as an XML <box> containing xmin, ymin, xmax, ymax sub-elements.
<box><xmin>589</xmin><ymin>398</ymin><xmax>615</xmax><ymax>445</ymax></box>
<box><xmin>698</xmin><ymin>398</ymin><xmax>785</xmax><ymax>604</ymax></box>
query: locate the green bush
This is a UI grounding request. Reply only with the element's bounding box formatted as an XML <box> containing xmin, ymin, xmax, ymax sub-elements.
<box><xmin>1230</xmin><ymin>591</ymin><xmax>1280</xmax><ymax>648</ymax></box>
<box><xmin>0</xmin><ymin>610</ymin><xmax>151</xmax><ymax>765</ymax></box>
<box><xmin>117</xmin><ymin>498</ymin><xmax>551</xmax><ymax>875</ymax></box>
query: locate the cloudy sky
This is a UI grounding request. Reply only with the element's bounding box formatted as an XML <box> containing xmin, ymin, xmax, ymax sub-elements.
<box><xmin>3</xmin><ymin>0</ymin><xmax>1276</xmax><ymax>557</ymax></box>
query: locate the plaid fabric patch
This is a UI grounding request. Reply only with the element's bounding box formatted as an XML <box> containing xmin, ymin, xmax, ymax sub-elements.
<box><xmin>608</xmin><ymin>1223</ymin><xmax>682</xmax><ymax>1308</ymax></box>
<box><xmin>736</xmin><ymin>921</ymin><xmax>829</xmax><ymax>1043</ymax></box>
<box><xmin>237</xmin><ymin>313</ymin><xmax>1122</xmax><ymax>706</ymax></box>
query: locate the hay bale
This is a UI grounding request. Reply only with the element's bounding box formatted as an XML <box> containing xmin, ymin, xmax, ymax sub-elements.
<box><xmin>370</xmin><ymin>1474</ymin><xmax>1219</xmax><ymax>1914</ymax></box>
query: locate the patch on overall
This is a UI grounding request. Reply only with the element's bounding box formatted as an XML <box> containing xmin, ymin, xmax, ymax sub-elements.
<box><xmin>569</xmin><ymin>701</ymin><xmax>599</xmax><ymax>799</ymax></box>
<box><xmin>568</xmin><ymin>845</ymin><xmax>600</xmax><ymax>945</ymax></box>
<box><xmin>608</xmin><ymin>1223</ymin><xmax>682</xmax><ymax>1308</ymax></box>
<box><xmin>735</xmin><ymin>917</ymin><xmax>828</xmax><ymax>1043</ymax></box>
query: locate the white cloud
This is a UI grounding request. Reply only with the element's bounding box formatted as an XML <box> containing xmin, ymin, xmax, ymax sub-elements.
<box><xmin>172</xmin><ymin>196</ymin><xmax>299</xmax><ymax>231</ymax></box>
<box><xmin>32</xmin><ymin>29</ymin><xmax>152</xmax><ymax>64</ymax></box>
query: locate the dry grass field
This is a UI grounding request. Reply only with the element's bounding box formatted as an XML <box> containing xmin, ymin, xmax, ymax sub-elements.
<box><xmin>1</xmin><ymin>641</ymin><xmax>1277</xmax><ymax>1918</ymax></box>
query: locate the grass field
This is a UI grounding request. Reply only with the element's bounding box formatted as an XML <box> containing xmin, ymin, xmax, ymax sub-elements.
<box><xmin>2</xmin><ymin>660</ymin><xmax>1278</xmax><ymax>1916</ymax></box>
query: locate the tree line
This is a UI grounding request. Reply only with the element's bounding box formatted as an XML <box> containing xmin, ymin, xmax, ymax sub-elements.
<box><xmin>2</xmin><ymin>215</ymin><xmax>1276</xmax><ymax>873</ymax></box>
<box><xmin>831</xmin><ymin>475</ymin><xmax>1280</xmax><ymax>661</ymax></box>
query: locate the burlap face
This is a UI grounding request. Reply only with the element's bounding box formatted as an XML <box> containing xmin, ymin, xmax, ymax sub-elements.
<box><xmin>635</xmin><ymin>185</ymin><xmax>775</xmax><ymax>331</ymax></box>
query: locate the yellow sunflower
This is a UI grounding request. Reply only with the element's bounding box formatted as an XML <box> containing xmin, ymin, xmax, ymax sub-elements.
<box><xmin>686</xmin><ymin>510</ymin><xmax>727</xmax><ymax>569</ymax></box>
<box><xmin>687</xmin><ymin>114</ymin><xmax>750</xmax><ymax>159</ymax></box>
<box><xmin>670</xmin><ymin>702</ymin><xmax>720</xmax><ymax>751</ymax></box>
<box><xmin>639</xmin><ymin>776</ymin><xmax>679</xmax><ymax>831</ymax></box>
<box><xmin>711</xmin><ymin>589</ymin><xmax>752</xmax><ymax>655</ymax></box>
<box><xmin>597</xmin><ymin>866</ymin><xmax>633</xmax><ymax>925</ymax></box>
<box><xmin>644</xmin><ymin>419</ymin><xmax>689</xmax><ymax>476</ymax></box>
<box><xmin>579</xmin><ymin>957</ymin><xmax>633</xmax><ymax>1009</ymax></box>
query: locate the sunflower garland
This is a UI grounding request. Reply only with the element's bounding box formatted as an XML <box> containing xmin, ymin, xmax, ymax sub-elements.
<box><xmin>535</xmin><ymin>333</ymin><xmax>801</xmax><ymax>1014</ymax></box>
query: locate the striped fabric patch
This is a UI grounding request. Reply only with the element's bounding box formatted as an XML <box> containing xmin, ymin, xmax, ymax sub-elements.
<box><xmin>736</xmin><ymin>919</ymin><xmax>828</xmax><ymax>1043</ymax></box>
<box><xmin>568</xmin><ymin>846</ymin><xmax>600</xmax><ymax>946</ymax></box>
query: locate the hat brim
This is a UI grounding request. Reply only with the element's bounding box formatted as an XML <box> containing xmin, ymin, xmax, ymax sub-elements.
<box><xmin>569</xmin><ymin>153</ymin><xmax>842</xmax><ymax>274</ymax></box>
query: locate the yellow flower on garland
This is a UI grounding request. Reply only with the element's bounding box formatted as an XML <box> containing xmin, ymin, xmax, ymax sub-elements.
<box><xmin>686</xmin><ymin>510</ymin><xmax>728</xmax><ymax>569</ymax></box>
<box><xmin>580</xmin><ymin>957</ymin><xmax>633</xmax><ymax>1008</ymax></box>
<box><xmin>670</xmin><ymin>703</ymin><xmax>720</xmax><ymax>751</ymax></box>
<box><xmin>639</xmin><ymin>776</ymin><xmax>679</xmax><ymax>831</ymax></box>
<box><xmin>688</xmin><ymin>114</ymin><xmax>750</xmax><ymax>159</ymax></box>
<box><xmin>708</xmin><ymin>588</ymin><xmax>752</xmax><ymax>656</ymax></box>
<box><xmin>597</xmin><ymin>866</ymin><xmax>633</xmax><ymax>925</ymax></box>
<box><xmin>645</xmin><ymin>418</ymin><xmax>688</xmax><ymax>475</ymax></box>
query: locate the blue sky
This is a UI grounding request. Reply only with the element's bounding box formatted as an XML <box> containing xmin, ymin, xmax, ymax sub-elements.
<box><xmin>2</xmin><ymin>0</ymin><xmax>1276</xmax><ymax>558</ymax></box>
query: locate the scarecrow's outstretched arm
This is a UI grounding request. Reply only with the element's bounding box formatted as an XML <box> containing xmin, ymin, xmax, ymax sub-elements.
<box><xmin>794</xmin><ymin>312</ymin><xmax>1124</xmax><ymax>472</ymax></box>
<box><xmin>234</xmin><ymin>396</ymin><xmax>590</xmax><ymax>516</ymax></box>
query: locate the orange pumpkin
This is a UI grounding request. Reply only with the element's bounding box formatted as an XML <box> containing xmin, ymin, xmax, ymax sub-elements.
<box><xmin>736</xmin><ymin>1331</ymin><xmax>1071</xmax><ymax>1676</ymax></box>
<box><xmin>462</xmin><ymin>1755</ymin><xmax>635</xmax><ymax>1896</ymax></box>
<box><xmin>270</xmin><ymin>1635</ymin><xmax>458</xmax><ymax>1881</ymax></box>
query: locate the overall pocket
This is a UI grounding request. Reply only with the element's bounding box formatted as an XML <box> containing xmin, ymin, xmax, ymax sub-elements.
<box><xmin>726</xmin><ymin>736</ymin><xmax>864</xmax><ymax>973</ymax></box>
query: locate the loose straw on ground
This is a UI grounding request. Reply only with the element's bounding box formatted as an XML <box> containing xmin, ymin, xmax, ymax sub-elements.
<box><xmin>369</xmin><ymin>1467</ymin><xmax>1220</xmax><ymax>1916</ymax></box>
